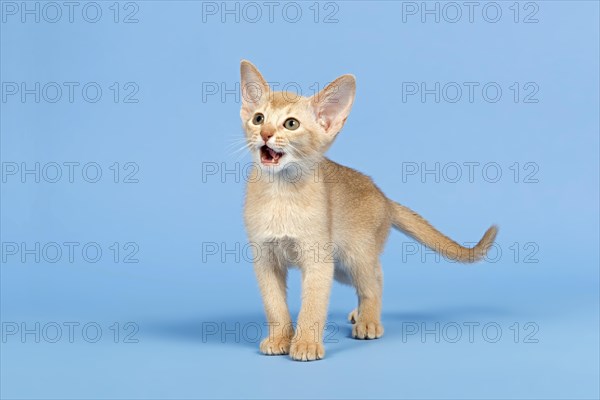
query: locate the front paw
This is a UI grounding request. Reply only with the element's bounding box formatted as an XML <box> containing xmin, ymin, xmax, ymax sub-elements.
<box><xmin>260</xmin><ymin>335</ymin><xmax>291</xmax><ymax>355</ymax></box>
<box><xmin>352</xmin><ymin>320</ymin><xmax>384</xmax><ymax>339</ymax></box>
<box><xmin>289</xmin><ymin>338</ymin><xmax>325</xmax><ymax>361</ymax></box>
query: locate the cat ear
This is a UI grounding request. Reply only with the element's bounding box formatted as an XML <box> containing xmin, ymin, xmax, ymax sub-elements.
<box><xmin>310</xmin><ymin>75</ymin><xmax>356</xmax><ymax>135</ymax></box>
<box><xmin>240</xmin><ymin>60</ymin><xmax>270</xmax><ymax>121</ymax></box>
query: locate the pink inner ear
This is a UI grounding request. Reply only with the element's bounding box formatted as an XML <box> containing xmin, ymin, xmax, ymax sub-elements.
<box><xmin>312</xmin><ymin>92</ymin><xmax>337</xmax><ymax>130</ymax></box>
<box><xmin>316</xmin><ymin>110</ymin><xmax>333</xmax><ymax>131</ymax></box>
<box><xmin>242</xmin><ymin>82</ymin><xmax>267</xmax><ymax>105</ymax></box>
<box><xmin>311</xmin><ymin>75</ymin><xmax>355</xmax><ymax>134</ymax></box>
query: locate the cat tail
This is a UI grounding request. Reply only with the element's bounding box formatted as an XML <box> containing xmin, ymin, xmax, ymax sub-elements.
<box><xmin>389</xmin><ymin>201</ymin><xmax>498</xmax><ymax>263</ymax></box>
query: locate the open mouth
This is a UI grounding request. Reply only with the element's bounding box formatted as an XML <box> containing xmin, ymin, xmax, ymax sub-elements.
<box><xmin>260</xmin><ymin>145</ymin><xmax>284</xmax><ymax>165</ymax></box>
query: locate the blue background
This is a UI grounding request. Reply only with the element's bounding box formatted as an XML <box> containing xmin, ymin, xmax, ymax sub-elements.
<box><xmin>1</xmin><ymin>1</ymin><xmax>599</xmax><ymax>399</ymax></box>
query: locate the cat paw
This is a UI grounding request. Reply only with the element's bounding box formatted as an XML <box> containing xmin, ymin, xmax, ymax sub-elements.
<box><xmin>347</xmin><ymin>309</ymin><xmax>358</xmax><ymax>324</ymax></box>
<box><xmin>352</xmin><ymin>320</ymin><xmax>384</xmax><ymax>339</ymax></box>
<box><xmin>289</xmin><ymin>339</ymin><xmax>325</xmax><ymax>361</ymax></box>
<box><xmin>259</xmin><ymin>335</ymin><xmax>291</xmax><ymax>355</ymax></box>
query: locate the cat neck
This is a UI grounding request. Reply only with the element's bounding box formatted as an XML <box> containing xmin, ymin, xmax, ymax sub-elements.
<box><xmin>249</xmin><ymin>157</ymin><xmax>329</xmax><ymax>193</ymax></box>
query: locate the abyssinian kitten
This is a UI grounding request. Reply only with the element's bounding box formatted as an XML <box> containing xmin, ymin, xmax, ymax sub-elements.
<box><xmin>240</xmin><ymin>60</ymin><xmax>497</xmax><ymax>361</ymax></box>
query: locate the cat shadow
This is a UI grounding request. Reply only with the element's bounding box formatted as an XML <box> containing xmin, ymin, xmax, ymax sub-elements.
<box><xmin>382</xmin><ymin>304</ymin><xmax>512</xmax><ymax>327</ymax></box>
<box><xmin>142</xmin><ymin>305</ymin><xmax>512</xmax><ymax>358</ymax></box>
<box><xmin>141</xmin><ymin>312</ymin><xmax>268</xmax><ymax>350</ymax></box>
<box><xmin>325</xmin><ymin>305</ymin><xmax>512</xmax><ymax>356</ymax></box>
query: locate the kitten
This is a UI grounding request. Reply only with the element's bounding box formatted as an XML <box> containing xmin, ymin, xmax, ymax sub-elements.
<box><xmin>239</xmin><ymin>60</ymin><xmax>497</xmax><ymax>361</ymax></box>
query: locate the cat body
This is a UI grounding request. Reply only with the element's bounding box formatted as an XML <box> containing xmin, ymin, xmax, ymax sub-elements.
<box><xmin>239</xmin><ymin>61</ymin><xmax>497</xmax><ymax>361</ymax></box>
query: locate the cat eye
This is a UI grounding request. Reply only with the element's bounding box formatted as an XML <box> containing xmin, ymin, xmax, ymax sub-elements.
<box><xmin>283</xmin><ymin>118</ymin><xmax>300</xmax><ymax>131</ymax></box>
<box><xmin>252</xmin><ymin>113</ymin><xmax>264</xmax><ymax>125</ymax></box>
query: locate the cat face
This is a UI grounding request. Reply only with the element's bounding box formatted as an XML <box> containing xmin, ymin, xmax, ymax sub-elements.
<box><xmin>240</xmin><ymin>60</ymin><xmax>356</xmax><ymax>173</ymax></box>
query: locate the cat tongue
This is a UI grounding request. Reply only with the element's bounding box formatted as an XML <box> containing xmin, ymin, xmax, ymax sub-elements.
<box><xmin>268</xmin><ymin>148</ymin><xmax>280</xmax><ymax>159</ymax></box>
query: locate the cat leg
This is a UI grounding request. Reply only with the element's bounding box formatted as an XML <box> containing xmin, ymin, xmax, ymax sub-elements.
<box><xmin>254</xmin><ymin>252</ymin><xmax>293</xmax><ymax>355</ymax></box>
<box><xmin>349</xmin><ymin>258</ymin><xmax>384</xmax><ymax>339</ymax></box>
<box><xmin>290</xmin><ymin>257</ymin><xmax>334</xmax><ymax>361</ymax></box>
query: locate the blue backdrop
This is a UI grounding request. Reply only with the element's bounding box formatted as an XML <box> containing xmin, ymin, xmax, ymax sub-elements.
<box><xmin>1</xmin><ymin>1</ymin><xmax>598</xmax><ymax>399</ymax></box>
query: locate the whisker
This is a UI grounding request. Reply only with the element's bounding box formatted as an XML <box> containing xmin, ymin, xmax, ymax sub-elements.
<box><xmin>228</xmin><ymin>142</ymin><xmax>252</xmax><ymax>157</ymax></box>
<box><xmin>226</xmin><ymin>138</ymin><xmax>250</xmax><ymax>149</ymax></box>
<box><xmin>285</xmin><ymin>142</ymin><xmax>308</xmax><ymax>158</ymax></box>
<box><xmin>230</xmin><ymin>142</ymin><xmax>258</xmax><ymax>163</ymax></box>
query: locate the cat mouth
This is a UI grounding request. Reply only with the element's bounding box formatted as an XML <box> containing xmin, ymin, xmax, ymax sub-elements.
<box><xmin>260</xmin><ymin>145</ymin><xmax>284</xmax><ymax>165</ymax></box>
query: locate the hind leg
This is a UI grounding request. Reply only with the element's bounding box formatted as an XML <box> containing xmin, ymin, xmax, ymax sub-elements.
<box><xmin>348</xmin><ymin>257</ymin><xmax>384</xmax><ymax>339</ymax></box>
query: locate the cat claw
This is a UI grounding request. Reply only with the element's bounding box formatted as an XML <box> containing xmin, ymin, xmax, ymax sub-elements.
<box><xmin>259</xmin><ymin>335</ymin><xmax>291</xmax><ymax>355</ymax></box>
<box><xmin>348</xmin><ymin>309</ymin><xmax>358</xmax><ymax>324</ymax></box>
<box><xmin>352</xmin><ymin>320</ymin><xmax>384</xmax><ymax>339</ymax></box>
<box><xmin>289</xmin><ymin>340</ymin><xmax>325</xmax><ymax>361</ymax></box>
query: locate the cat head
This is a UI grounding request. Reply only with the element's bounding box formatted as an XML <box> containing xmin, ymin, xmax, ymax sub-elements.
<box><xmin>239</xmin><ymin>60</ymin><xmax>355</xmax><ymax>173</ymax></box>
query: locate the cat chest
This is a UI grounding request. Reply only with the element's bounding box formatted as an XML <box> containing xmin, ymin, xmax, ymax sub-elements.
<box><xmin>245</xmin><ymin>193</ymin><xmax>327</xmax><ymax>241</ymax></box>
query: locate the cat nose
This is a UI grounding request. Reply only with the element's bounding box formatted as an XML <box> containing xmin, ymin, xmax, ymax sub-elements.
<box><xmin>260</xmin><ymin>129</ymin><xmax>274</xmax><ymax>143</ymax></box>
